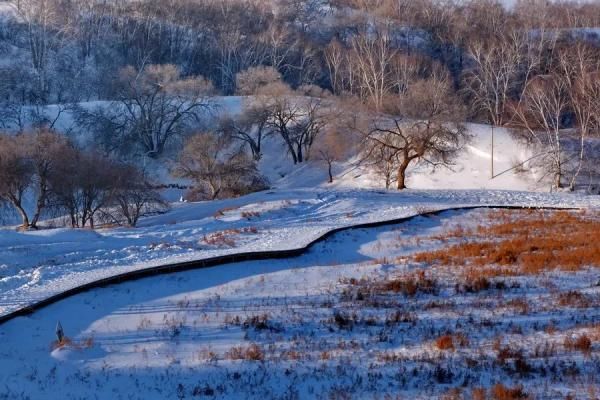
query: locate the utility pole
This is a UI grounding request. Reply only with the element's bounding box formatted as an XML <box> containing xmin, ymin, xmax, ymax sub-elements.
<box><xmin>491</xmin><ymin>124</ymin><xmax>495</xmax><ymax>179</ymax></box>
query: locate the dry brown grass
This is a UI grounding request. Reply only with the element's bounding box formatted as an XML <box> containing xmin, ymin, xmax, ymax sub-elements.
<box><xmin>213</xmin><ymin>206</ymin><xmax>239</xmax><ymax>218</ymax></box>
<box><xmin>380</xmin><ymin>270</ymin><xmax>437</xmax><ymax>297</ymax></box>
<box><xmin>241</xmin><ymin>211</ymin><xmax>260</xmax><ymax>219</ymax></box>
<box><xmin>50</xmin><ymin>336</ymin><xmax>94</xmax><ymax>351</ymax></box>
<box><xmin>471</xmin><ymin>387</ymin><xmax>487</xmax><ymax>400</ymax></box>
<box><xmin>435</xmin><ymin>335</ymin><xmax>455</xmax><ymax>351</ymax></box>
<box><xmin>413</xmin><ymin>210</ymin><xmax>600</xmax><ymax>275</ymax></box>
<box><xmin>491</xmin><ymin>383</ymin><xmax>528</xmax><ymax>400</ymax></box>
<box><xmin>505</xmin><ymin>298</ymin><xmax>530</xmax><ymax>315</ymax></box>
<box><xmin>434</xmin><ymin>333</ymin><xmax>469</xmax><ymax>351</ymax></box>
<box><xmin>564</xmin><ymin>334</ymin><xmax>592</xmax><ymax>356</ymax></box>
<box><xmin>557</xmin><ymin>291</ymin><xmax>591</xmax><ymax>308</ymax></box>
<box><xmin>202</xmin><ymin>227</ymin><xmax>258</xmax><ymax>247</ymax></box>
<box><xmin>225</xmin><ymin>343</ymin><xmax>264</xmax><ymax>361</ymax></box>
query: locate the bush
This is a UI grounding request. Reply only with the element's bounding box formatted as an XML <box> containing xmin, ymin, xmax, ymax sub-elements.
<box><xmin>174</xmin><ymin>132</ymin><xmax>268</xmax><ymax>201</ymax></box>
<box><xmin>491</xmin><ymin>384</ymin><xmax>528</xmax><ymax>400</ymax></box>
<box><xmin>382</xmin><ymin>271</ymin><xmax>438</xmax><ymax>297</ymax></box>
<box><xmin>435</xmin><ymin>335</ymin><xmax>455</xmax><ymax>351</ymax></box>
<box><xmin>225</xmin><ymin>343</ymin><xmax>264</xmax><ymax>361</ymax></box>
<box><xmin>564</xmin><ymin>334</ymin><xmax>592</xmax><ymax>355</ymax></box>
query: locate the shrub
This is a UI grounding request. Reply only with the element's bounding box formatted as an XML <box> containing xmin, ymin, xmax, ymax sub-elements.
<box><xmin>382</xmin><ymin>271</ymin><xmax>437</xmax><ymax>297</ymax></box>
<box><xmin>564</xmin><ymin>334</ymin><xmax>592</xmax><ymax>355</ymax></box>
<box><xmin>435</xmin><ymin>335</ymin><xmax>455</xmax><ymax>351</ymax></box>
<box><xmin>491</xmin><ymin>384</ymin><xmax>528</xmax><ymax>400</ymax></box>
<box><xmin>456</xmin><ymin>273</ymin><xmax>491</xmax><ymax>293</ymax></box>
<box><xmin>225</xmin><ymin>343</ymin><xmax>264</xmax><ymax>361</ymax></box>
<box><xmin>557</xmin><ymin>291</ymin><xmax>591</xmax><ymax>308</ymax></box>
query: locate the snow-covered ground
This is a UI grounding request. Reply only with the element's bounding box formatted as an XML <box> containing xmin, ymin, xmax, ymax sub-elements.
<box><xmin>271</xmin><ymin>123</ymin><xmax>541</xmax><ymax>192</ymax></box>
<box><xmin>2</xmin><ymin>208</ymin><xmax>600</xmax><ymax>399</ymax></box>
<box><xmin>1</xmin><ymin>188</ymin><xmax>600</xmax><ymax>320</ymax></box>
<box><xmin>0</xmin><ymin>95</ymin><xmax>597</xmax><ymax>325</ymax></box>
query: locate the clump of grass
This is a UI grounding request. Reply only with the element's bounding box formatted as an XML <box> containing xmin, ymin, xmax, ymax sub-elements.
<box><xmin>434</xmin><ymin>333</ymin><xmax>469</xmax><ymax>351</ymax></box>
<box><xmin>491</xmin><ymin>383</ymin><xmax>528</xmax><ymax>400</ymax></box>
<box><xmin>557</xmin><ymin>291</ymin><xmax>591</xmax><ymax>308</ymax></box>
<box><xmin>435</xmin><ymin>335</ymin><xmax>455</xmax><ymax>351</ymax></box>
<box><xmin>455</xmin><ymin>271</ymin><xmax>491</xmax><ymax>293</ymax></box>
<box><xmin>202</xmin><ymin>227</ymin><xmax>259</xmax><ymax>247</ymax></box>
<box><xmin>213</xmin><ymin>206</ymin><xmax>240</xmax><ymax>218</ymax></box>
<box><xmin>505</xmin><ymin>298</ymin><xmax>530</xmax><ymax>315</ymax></box>
<box><xmin>381</xmin><ymin>270</ymin><xmax>438</xmax><ymax>297</ymax></box>
<box><xmin>241</xmin><ymin>211</ymin><xmax>260</xmax><ymax>219</ymax></box>
<box><xmin>564</xmin><ymin>334</ymin><xmax>592</xmax><ymax>355</ymax></box>
<box><xmin>50</xmin><ymin>336</ymin><xmax>94</xmax><ymax>351</ymax></box>
<box><xmin>225</xmin><ymin>343</ymin><xmax>264</xmax><ymax>361</ymax></box>
<box><xmin>50</xmin><ymin>336</ymin><xmax>73</xmax><ymax>351</ymax></box>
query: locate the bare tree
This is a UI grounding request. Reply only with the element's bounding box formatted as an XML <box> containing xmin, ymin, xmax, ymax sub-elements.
<box><xmin>90</xmin><ymin>64</ymin><xmax>215</xmax><ymax>158</ymax></box>
<box><xmin>173</xmin><ymin>132</ymin><xmax>266</xmax><ymax>200</ymax></box>
<box><xmin>350</xmin><ymin>28</ymin><xmax>397</xmax><ymax>110</ymax></box>
<box><xmin>110</xmin><ymin>164</ymin><xmax>167</xmax><ymax>227</ymax></box>
<box><xmin>314</xmin><ymin>127</ymin><xmax>352</xmax><ymax>183</ymax></box>
<box><xmin>281</xmin><ymin>0</ymin><xmax>325</xmax><ymax>34</ymax></box>
<box><xmin>236</xmin><ymin>66</ymin><xmax>283</xmax><ymax>96</ymax></box>
<box><xmin>363</xmin><ymin>77</ymin><xmax>468</xmax><ymax>189</ymax></box>
<box><xmin>14</xmin><ymin>0</ymin><xmax>62</xmax><ymax>101</ymax></box>
<box><xmin>512</xmin><ymin>73</ymin><xmax>570</xmax><ymax>189</ymax></box>
<box><xmin>265</xmin><ymin>95</ymin><xmax>328</xmax><ymax>164</ymax></box>
<box><xmin>24</xmin><ymin>128</ymin><xmax>71</xmax><ymax>229</ymax></box>
<box><xmin>324</xmin><ymin>38</ymin><xmax>346</xmax><ymax>95</ymax></box>
<box><xmin>462</xmin><ymin>30</ymin><xmax>524</xmax><ymax>126</ymax></box>
<box><xmin>0</xmin><ymin>134</ymin><xmax>34</xmax><ymax>228</ymax></box>
<box><xmin>557</xmin><ymin>43</ymin><xmax>600</xmax><ymax>190</ymax></box>
<box><xmin>220</xmin><ymin>101</ymin><xmax>272</xmax><ymax>161</ymax></box>
<box><xmin>51</xmin><ymin>150</ymin><xmax>118</xmax><ymax>228</ymax></box>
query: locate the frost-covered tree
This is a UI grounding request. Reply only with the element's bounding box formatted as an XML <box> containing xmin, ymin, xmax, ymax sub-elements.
<box><xmin>363</xmin><ymin>77</ymin><xmax>468</xmax><ymax>190</ymax></box>
<box><xmin>173</xmin><ymin>132</ymin><xmax>266</xmax><ymax>200</ymax></box>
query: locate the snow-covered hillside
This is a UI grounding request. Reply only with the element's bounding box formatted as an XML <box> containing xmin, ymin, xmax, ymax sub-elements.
<box><xmin>270</xmin><ymin>123</ymin><xmax>539</xmax><ymax>192</ymax></box>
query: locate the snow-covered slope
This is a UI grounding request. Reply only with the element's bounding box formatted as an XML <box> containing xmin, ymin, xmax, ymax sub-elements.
<box><xmin>268</xmin><ymin>124</ymin><xmax>539</xmax><ymax>192</ymax></box>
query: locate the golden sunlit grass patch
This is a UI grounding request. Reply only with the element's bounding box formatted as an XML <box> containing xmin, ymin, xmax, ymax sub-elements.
<box><xmin>413</xmin><ymin>210</ymin><xmax>600</xmax><ymax>275</ymax></box>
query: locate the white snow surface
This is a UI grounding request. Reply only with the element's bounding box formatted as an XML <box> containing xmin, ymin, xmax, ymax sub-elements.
<box><xmin>1</xmin><ymin>187</ymin><xmax>600</xmax><ymax>319</ymax></box>
<box><xmin>1</xmin><ymin>208</ymin><xmax>600</xmax><ymax>399</ymax></box>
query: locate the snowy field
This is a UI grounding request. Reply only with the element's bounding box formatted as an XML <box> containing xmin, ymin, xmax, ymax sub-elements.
<box><xmin>2</xmin><ymin>208</ymin><xmax>600</xmax><ymax>399</ymax></box>
<box><xmin>2</xmin><ymin>188</ymin><xmax>600</xmax><ymax>320</ymax></box>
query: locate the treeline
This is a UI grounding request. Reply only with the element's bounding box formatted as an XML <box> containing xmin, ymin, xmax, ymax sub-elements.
<box><xmin>2</xmin><ymin>0</ymin><xmax>599</xmax><ymax>105</ymax></box>
<box><xmin>0</xmin><ymin>129</ymin><xmax>166</xmax><ymax>229</ymax></box>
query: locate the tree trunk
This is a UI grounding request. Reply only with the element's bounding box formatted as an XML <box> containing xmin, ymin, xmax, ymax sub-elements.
<box><xmin>15</xmin><ymin>204</ymin><xmax>30</xmax><ymax>229</ymax></box>
<box><xmin>569</xmin><ymin>134</ymin><xmax>586</xmax><ymax>191</ymax></box>
<box><xmin>397</xmin><ymin>159</ymin><xmax>410</xmax><ymax>190</ymax></box>
<box><xmin>327</xmin><ymin>162</ymin><xmax>333</xmax><ymax>183</ymax></box>
<box><xmin>30</xmin><ymin>190</ymin><xmax>47</xmax><ymax>229</ymax></box>
<box><xmin>296</xmin><ymin>143</ymin><xmax>303</xmax><ymax>163</ymax></box>
<box><xmin>397</xmin><ymin>169</ymin><xmax>407</xmax><ymax>190</ymax></box>
<box><xmin>284</xmin><ymin>140</ymin><xmax>297</xmax><ymax>164</ymax></box>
